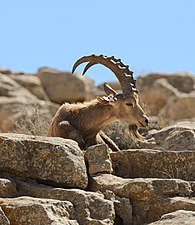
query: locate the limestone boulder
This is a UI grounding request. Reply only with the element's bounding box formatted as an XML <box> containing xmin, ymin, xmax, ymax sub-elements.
<box><xmin>147</xmin><ymin>124</ymin><xmax>195</xmax><ymax>151</ymax></box>
<box><xmin>111</xmin><ymin>149</ymin><xmax>195</xmax><ymax>180</ymax></box>
<box><xmin>85</xmin><ymin>144</ymin><xmax>113</xmax><ymax>174</ymax></box>
<box><xmin>149</xmin><ymin>210</ymin><xmax>195</xmax><ymax>225</ymax></box>
<box><xmin>90</xmin><ymin>174</ymin><xmax>192</xmax><ymax>201</ymax></box>
<box><xmin>160</xmin><ymin>94</ymin><xmax>195</xmax><ymax>120</ymax></box>
<box><xmin>0</xmin><ymin>97</ymin><xmax>58</xmax><ymax>134</ymax></box>
<box><xmin>137</xmin><ymin>72</ymin><xmax>195</xmax><ymax>94</ymax></box>
<box><xmin>0</xmin><ymin>69</ymin><xmax>12</xmax><ymax>75</ymax></box>
<box><xmin>0</xmin><ymin>197</ymin><xmax>78</xmax><ymax>225</ymax></box>
<box><xmin>0</xmin><ymin>178</ymin><xmax>17</xmax><ymax>198</ymax></box>
<box><xmin>10</xmin><ymin>74</ymin><xmax>50</xmax><ymax>101</ymax></box>
<box><xmin>89</xmin><ymin>174</ymin><xmax>194</xmax><ymax>224</ymax></box>
<box><xmin>15</xmin><ymin>180</ymin><xmax>115</xmax><ymax>225</ymax></box>
<box><xmin>138</xmin><ymin>78</ymin><xmax>179</xmax><ymax>115</ymax></box>
<box><xmin>37</xmin><ymin>67</ymin><xmax>94</xmax><ymax>103</ymax></box>
<box><xmin>0</xmin><ymin>133</ymin><xmax>88</xmax><ymax>189</ymax></box>
<box><xmin>114</xmin><ymin>196</ymin><xmax>133</xmax><ymax>225</ymax></box>
<box><xmin>0</xmin><ymin>74</ymin><xmax>59</xmax><ymax>133</ymax></box>
<box><xmin>137</xmin><ymin>72</ymin><xmax>195</xmax><ymax>116</ymax></box>
<box><xmin>0</xmin><ymin>73</ymin><xmax>37</xmax><ymax>100</ymax></box>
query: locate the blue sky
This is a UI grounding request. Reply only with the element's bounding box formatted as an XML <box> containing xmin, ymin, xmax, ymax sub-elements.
<box><xmin>1</xmin><ymin>0</ymin><xmax>195</xmax><ymax>84</ymax></box>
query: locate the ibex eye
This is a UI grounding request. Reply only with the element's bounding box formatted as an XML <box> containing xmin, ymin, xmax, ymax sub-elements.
<box><xmin>126</xmin><ymin>103</ymin><xmax>133</xmax><ymax>106</ymax></box>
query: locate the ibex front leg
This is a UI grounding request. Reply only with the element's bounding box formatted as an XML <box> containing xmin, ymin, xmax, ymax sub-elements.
<box><xmin>58</xmin><ymin>121</ymin><xmax>85</xmax><ymax>149</ymax></box>
<box><xmin>97</xmin><ymin>131</ymin><xmax>120</xmax><ymax>152</ymax></box>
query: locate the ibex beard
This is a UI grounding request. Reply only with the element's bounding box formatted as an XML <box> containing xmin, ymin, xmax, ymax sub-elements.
<box><xmin>48</xmin><ymin>55</ymin><xmax>149</xmax><ymax>151</ymax></box>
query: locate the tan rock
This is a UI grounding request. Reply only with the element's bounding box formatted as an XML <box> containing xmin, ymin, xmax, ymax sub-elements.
<box><xmin>0</xmin><ymin>97</ymin><xmax>58</xmax><ymax>134</ymax></box>
<box><xmin>173</xmin><ymin>120</ymin><xmax>195</xmax><ymax>131</ymax></box>
<box><xmin>0</xmin><ymin>196</ymin><xmax>78</xmax><ymax>225</ymax></box>
<box><xmin>0</xmin><ymin>74</ymin><xmax>59</xmax><ymax>133</ymax></box>
<box><xmin>89</xmin><ymin>174</ymin><xmax>194</xmax><ymax>224</ymax></box>
<box><xmin>160</xmin><ymin>94</ymin><xmax>195</xmax><ymax>120</ymax></box>
<box><xmin>10</xmin><ymin>74</ymin><xmax>50</xmax><ymax>101</ymax></box>
<box><xmin>146</xmin><ymin>124</ymin><xmax>195</xmax><ymax>151</ymax></box>
<box><xmin>114</xmin><ymin>196</ymin><xmax>133</xmax><ymax>225</ymax></box>
<box><xmin>111</xmin><ymin>149</ymin><xmax>195</xmax><ymax>180</ymax></box>
<box><xmin>0</xmin><ymin>73</ymin><xmax>37</xmax><ymax>100</ymax></box>
<box><xmin>0</xmin><ymin>179</ymin><xmax>17</xmax><ymax>198</ymax></box>
<box><xmin>149</xmin><ymin>210</ymin><xmax>195</xmax><ymax>225</ymax></box>
<box><xmin>85</xmin><ymin>144</ymin><xmax>113</xmax><ymax>174</ymax></box>
<box><xmin>137</xmin><ymin>72</ymin><xmax>195</xmax><ymax>116</ymax></box>
<box><xmin>37</xmin><ymin>67</ymin><xmax>94</xmax><ymax>104</ymax></box>
<box><xmin>90</xmin><ymin>174</ymin><xmax>192</xmax><ymax>200</ymax></box>
<box><xmin>139</xmin><ymin>78</ymin><xmax>179</xmax><ymax>115</ymax></box>
<box><xmin>137</xmin><ymin>72</ymin><xmax>195</xmax><ymax>94</ymax></box>
<box><xmin>0</xmin><ymin>133</ymin><xmax>88</xmax><ymax>189</ymax></box>
<box><xmin>0</xmin><ymin>207</ymin><xmax>10</xmax><ymax>225</ymax></box>
<box><xmin>15</xmin><ymin>180</ymin><xmax>115</xmax><ymax>225</ymax></box>
<box><xmin>0</xmin><ymin>68</ymin><xmax>12</xmax><ymax>75</ymax></box>
<box><xmin>161</xmin><ymin>130</ymin><xmax>195</xmax><ymax>151</ymax></box>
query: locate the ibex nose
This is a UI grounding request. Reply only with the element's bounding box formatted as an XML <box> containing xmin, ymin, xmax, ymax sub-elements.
<box><xmin>139</xmin><ymin>115</ymin><xmax>149</xmax><ymax>127</ymax></box>
<box><xmin>145</xmin><ymin>117</ymin><xmax>149</xmax><ymax>126</ymax></box>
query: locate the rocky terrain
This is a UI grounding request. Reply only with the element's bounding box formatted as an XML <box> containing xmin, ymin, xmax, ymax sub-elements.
<box><xmin>0</xmin><ymin>67</ymin><xmax>195</xmax><ymax>224</ymax></box>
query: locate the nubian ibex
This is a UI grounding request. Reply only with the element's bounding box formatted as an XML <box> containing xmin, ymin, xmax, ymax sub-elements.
<box><xmin>48</xmin><ymin>54</ymin><xmax>149</xmax><ymax>151</ymax></box>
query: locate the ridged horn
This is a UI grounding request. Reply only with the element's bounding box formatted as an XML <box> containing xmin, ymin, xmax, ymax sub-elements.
<box><xmin>72</xmin><ymin>54</ymin><xmax>138</xmax><ymax>98</ymax></box>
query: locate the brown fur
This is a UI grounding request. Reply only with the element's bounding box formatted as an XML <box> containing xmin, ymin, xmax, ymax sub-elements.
<box><xmin>48</xmin><ymin>85</ymin><xmax>148</xmax><ymax>151</ymax></box>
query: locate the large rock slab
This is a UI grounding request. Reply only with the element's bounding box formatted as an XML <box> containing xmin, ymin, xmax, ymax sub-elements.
<box><xmin>0</xmin><ymin>197</ymin><xmax>78</xmax><ymax>225</ymax></box>
<box><xmin>0</xmin><ymin>97</ymin><xmax>58</xmax><ymax>134</ymax></box>
<box><xmin>15</xmin><ymin>180</ymin><xmax>115</xmax><ymax>225</ymax></box>
<box><xmin>149</xmin><ymin>210</ymin><xmax>195</xmax><ymax>225</ymax></box>
<box><xmin>137</xmin><ymin>72</ymin><xmax>195</xmax><ymax>116</ymax></box>
<box><xmin>0</xmin><ymin>73</ymin><xmax>37</xmax><ymax>100</ymax></box>
<box><xmin>90</xmin><ymin>174</ymin><xmax>192</xmax><ymax>200</ymax></box>
<box><xmin>0</xmin><ymin>74</ymin><xmax>58</xmax><ymax>133</ymax></box>
<box><xmin>111</xmin><ymin>149</ymin><xmax>195</xmax><ymax>180</ymax></box>
<box><xmin>0</xmin><ymin>133</ymin><xmax>88</xmax><ymax>189</ymax></box>
<box><xmin>89</xmin><ymin>174</ymin><xmax>194</xmax><ymax>224</ymax></box>
<box><xmin>37</xmin><ymin>67</ymin><xmax>94</xmax><ymax>103</ymax></box>
<box><xmin>10</xmin><ymin>74</ymin><xmax>50</xmax><ymax>101</ymax></box>
<box><xmin>160</xmin><ymin>94</ymin><xmax>195</xmax><ymax>120</ymax></box>
<box><xmin>144</xmin><ymin>123</ymin><xmax>195</xmax><ymax>151</ymax></box>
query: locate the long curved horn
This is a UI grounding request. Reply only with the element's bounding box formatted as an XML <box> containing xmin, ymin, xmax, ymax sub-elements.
<box><xmin>72</xmin><ymin>54</ymin><xmax>138</xmax><ymax>98</ymax></box>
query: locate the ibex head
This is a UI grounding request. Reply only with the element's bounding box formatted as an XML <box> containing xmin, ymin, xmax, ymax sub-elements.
<box><xmin>72</xmin><ymin>54</ymin><xmax>149</xmax><ymax>140</ymax></box>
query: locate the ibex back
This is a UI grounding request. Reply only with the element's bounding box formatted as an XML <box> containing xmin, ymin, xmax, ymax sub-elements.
<box><xmin>48</xmin><ymin>55</ymin><xmax>149</xmax><ymax>151</ymax></box>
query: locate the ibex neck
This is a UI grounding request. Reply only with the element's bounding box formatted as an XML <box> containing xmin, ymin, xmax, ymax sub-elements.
<box><xmin>78</xmin><ymin>99</ymin><xmax>116</xmax><ymax>132</ymax></box>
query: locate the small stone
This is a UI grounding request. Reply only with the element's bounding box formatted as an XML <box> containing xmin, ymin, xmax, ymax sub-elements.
<box><xmin>85</xmin><ymin>144</ymin><xmax>113</xmax><ymax>174</ymax></box>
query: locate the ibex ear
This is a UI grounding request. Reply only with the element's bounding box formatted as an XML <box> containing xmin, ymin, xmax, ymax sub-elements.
<box><xmin>104</xmin><ymin>83</ymin><xmax>118</xmax><ymax>96</ymax></box>
<box><xmin>97</xmin><ymin>95</ymin><xmax>115</xmax><ymax>105</ymax></box>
